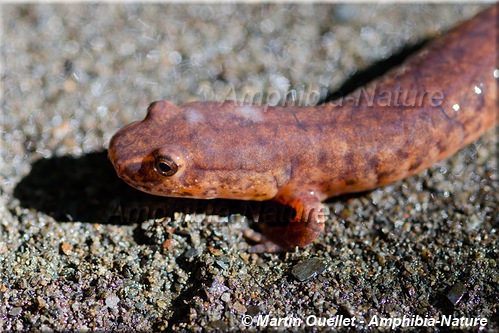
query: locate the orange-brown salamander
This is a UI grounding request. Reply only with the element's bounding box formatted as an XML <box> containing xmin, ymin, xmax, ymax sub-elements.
<box><xmin>109</xmin><ymin>6</ymin><xmax>497</xmax><ymax>252</ymax></box>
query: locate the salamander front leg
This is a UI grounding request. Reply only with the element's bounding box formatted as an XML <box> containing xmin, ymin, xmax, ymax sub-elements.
<box><xmin>245</xmin><ymin>193</ymin><xmax>326</xmax><ymax>253</ymax></box>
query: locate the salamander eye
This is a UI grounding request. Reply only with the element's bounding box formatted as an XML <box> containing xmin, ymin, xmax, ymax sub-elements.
<box><xmin>155</xmin><ymin>156</ymin><xmax>178</xmax><ymax>176</ymax></box>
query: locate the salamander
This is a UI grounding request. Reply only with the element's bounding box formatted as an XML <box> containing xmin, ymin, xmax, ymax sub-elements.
<box><xmin>109</xmin><ymin>6</ymin><xmax>497</xmax><ymax>252</ymax></box>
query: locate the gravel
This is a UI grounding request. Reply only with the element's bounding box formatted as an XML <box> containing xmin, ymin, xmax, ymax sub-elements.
<box><xmin>1</xmin><ymin>3</ymin><xmax>497</xmax><ymax>332</ymax></box>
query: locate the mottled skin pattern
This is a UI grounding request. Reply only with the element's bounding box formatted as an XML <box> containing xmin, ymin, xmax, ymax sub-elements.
<box><xmin>109</xmin><ymin>6</ymin><xmax>497</xmax><ymax>252</ymax></box>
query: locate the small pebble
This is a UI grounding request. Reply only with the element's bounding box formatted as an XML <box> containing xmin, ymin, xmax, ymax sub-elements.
<box><xmin>105</xmin><ymin>295</ymin><xmax>120</xmax><ymax>308</ymax></box>
<box><xmin>9</xmin><ymin>307</ymin><xmax>22</xmax><ymax>317</ymax></box>
<box><xmin>446</xmin><ymin>282</ymin><xmax>466</xmax><ymax>306</ymax></box>
<box><xmin>184</xmin><ymin>248</ymin><xmax>199</xmax><ymax>258</ymax></box>
<box><xmin>291</xmin><ymin>257</ymin><xmax>327</xmax><ymax>282</ymax></box>
<box><xmin>156</xmin><ymin>300</ymin><xmax>167</xmax><ymax>309</ymax></box>
<box><xmin>60</xmin><ymin>242</ymin><xmax>72</xmax><ymax>255</ymax></box>
<box><xmin>220</xmin><ymin>292</ymin><xmax>231</xmax><ymax>302</ymax></box>
<box><xmin>209</xmin><ymin>320</ymin><xmax>228</xmax><ymax>330</ymax></box>
<box><xmin>232</xmin><ymin>302</ymin><xmax>247</xmax><ymax>313</ymax></box>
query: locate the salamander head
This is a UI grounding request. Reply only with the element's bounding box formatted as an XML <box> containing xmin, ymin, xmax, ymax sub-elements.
<box><xmin>108</xmin><ymin>100</ymin><xmax>285</xmax><ymax>200</ymax></box>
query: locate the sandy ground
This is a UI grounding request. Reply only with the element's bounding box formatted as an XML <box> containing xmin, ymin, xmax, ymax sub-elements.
<box><xmin>1</xmin><ymin>3</ymin><xmax>497</xmax><ymax>332</ymax></box>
